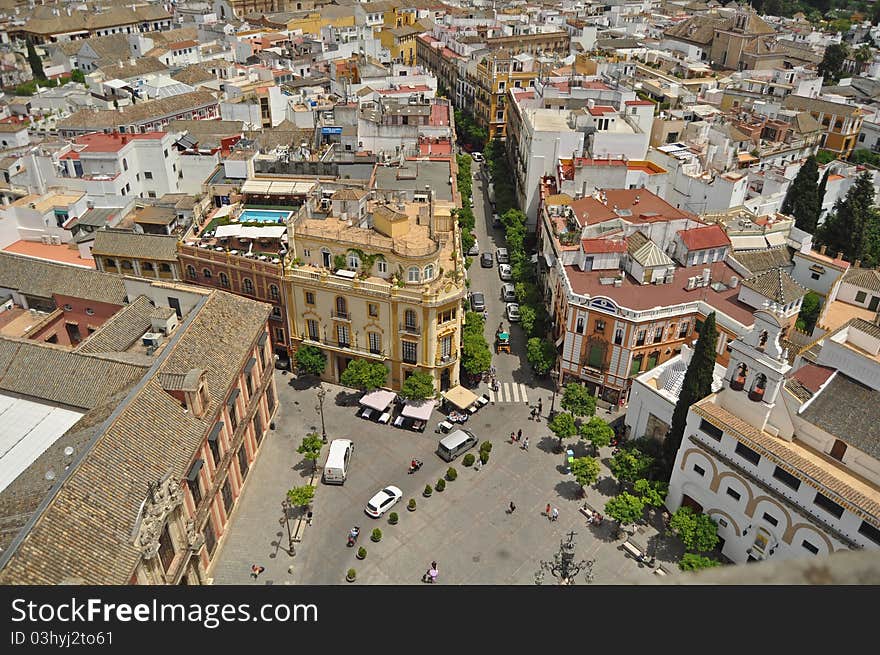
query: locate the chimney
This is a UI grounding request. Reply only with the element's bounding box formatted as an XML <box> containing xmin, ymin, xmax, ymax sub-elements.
<box><xmin>855</xmin><ymin>259</ymin><xmax>862</xmax><ymax>268</ymax></box>
<box><xmin>819</xmin><ymin>245</ymin><xmax>827</xmax><ymax>255</ymax></box>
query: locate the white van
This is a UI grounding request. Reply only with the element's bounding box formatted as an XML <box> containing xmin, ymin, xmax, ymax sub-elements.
<box><xmin>436</xmin><ymin>429</ymin><xmax>479</xmax><ymax>462</ymax></box>
<box><xmin>323</xmin><ymin>439</ymin><xmax>353</xmax><ymax>484</ymax></box>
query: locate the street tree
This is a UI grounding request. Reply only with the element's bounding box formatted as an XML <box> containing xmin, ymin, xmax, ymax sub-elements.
<box><xmin>669</xmin><ymin>506</ymin><xmax>720</xmax><ymax>553</ymax></box>
<box><xmin>666</xmin><ymin>312</ymin><xmax>718</xmax><ymax>465</ymax></box>
<box><xmin>819</xmin><ymin>42</ymin><xmax>849</xmax><ymax>84</ymax></box>
<box><xmin>297</xmin><ymin>433</ymin><xmax>324</xmax><ymax>472</ymax></box>
<box><xmin>526</xmin><ymin>337</ymin><xmax>556</xmax><ymax>375</ymax></box>
<box><xmin>399</xmin><ymin>370</ymin><xmax>436</xmax><ymax>401</ymax></box>
<box><xmin>781</xmin><ymin>156</ymin><xmax>820</xmax><ymax>233</ymax></box>
<box><xmin>579</xmin><ymin>416</ymin><xmax>613</xmax><ymax>455</ymax></box>
<box><xmin>570</xmin><ymin>456</ymin><xmax>601</xmax><ymax>489</ymax></box>
<box><xmin>286</xmin><ymin>484</ymin><xmax>315</xmax><ymax>510</ymax></box>
<box><xmin>633</xmin><ymin>478</ymin><xmax>668</xmax><ymax>508</ymax></box>
<box><xmin>561</xmin><ymin>382</ymin><xmax>597</xmax><ymax>418</ymax></box>
<box><xmin>678</xmin><ymin>553</ymin><xmax>721</xmax><ymax>572</ymax></box>
<box><xmin>608</xmin><ymin>447</ymin><xmax>654</xmax><ymax>487</ymax></box>
<box><xmin>818</xmin><ymin>171</ymin><xmax>880</xmax><ymax>267</ymax></box>
<box><xmin>340</xmin><ymin>358</ymin><xmax>388</xmax><ymax>391</ymax></box>
<box><xmin>461</xmin><ymin>331</ymin><xmax>492</xmax><ymax>375</ymax></box>
<box><xmin>604</xmin><ymin>492</ymin><xmax>645</xmax><ymax>528</ymax></box>
<box><xmin>796</xmin><ymin>291</ymin><xmax>822</xmax><ymax>333</ymax></box>
<box><xmin>295</xmin><ymin>344</ymin><xmax>327</xmax><ymax>377</ymax></box>
<box><xmin>548</xmin><ymin>411</ymin><xmax>578</xmax><ymax>450</ymax></box>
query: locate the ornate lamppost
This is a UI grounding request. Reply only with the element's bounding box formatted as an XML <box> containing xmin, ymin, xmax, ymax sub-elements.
<box><xmin>535</xmin><ymin>531</ymin><xmax>595</xmax><ymax>586</ymax></box>
<box><xmin>281</xmin><ymin>499</ymin><xmax>296</xmax><ymax>557</ymax></box>
<box><xmin>316</xmin><ymin>385</ymin><xmax>327</xmax><ymax>443</ymax></box>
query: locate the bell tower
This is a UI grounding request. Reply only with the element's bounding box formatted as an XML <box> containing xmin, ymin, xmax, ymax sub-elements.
<box><xmin>719</xmin><ymin>303</ymin><xmax>791</xmax><ymax>433</ymax></box>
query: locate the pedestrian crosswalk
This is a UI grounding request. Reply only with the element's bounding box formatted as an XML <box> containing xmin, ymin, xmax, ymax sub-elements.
<box><xmin>487</xmin><ymin>382</ymin><xmax>530</xmax><ymax>404</ymax></box>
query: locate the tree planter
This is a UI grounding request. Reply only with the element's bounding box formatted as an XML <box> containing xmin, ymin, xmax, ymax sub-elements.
<box><xmin>388</xmin><ymin>512</ymin><xmax>398</xmax><ymax>525</ymax></box>
<box><xmin>423</xmin><ymin>485</ymin><xmax>433</xmax><ymax>498</ymax></box>
<box><xmin>371</xmin><ymin>528</ymin><xmax>382</xmax><ymax>542</ymax></box>
<box><xmin>407</xmin><ymin>499</ymin><xmax>416</xmax><ymax>512</ymax></box>
<box><xmin>356</xmin><ymin>547</ymin><xmax>366</xmax><ymax>560</ymax></box>
<box><xmin>346</xmin><ymin>569</ymin><xmax>356</xmax><ymax>583</ymax></box>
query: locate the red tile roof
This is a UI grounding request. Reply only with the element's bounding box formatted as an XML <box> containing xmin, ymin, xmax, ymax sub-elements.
<box><xmin>790</xmin><ymin>363</ymin><xmax>836</xmax><ymax>394</ymax></box>
<box><xmin>587</xmin><ymin>105</ymin><xmax>616</xmax><ymax>116</ymax></box>
<box><xmin>581</xmin><ymin>237</ymin><xmax>627</xmax><ymax>254</ymax></box>
<box><xmin>60</xmin><ymin>131</ymin><xmax>166</xmax><ymax>157</ymax></box>
<box><xmin>678</xmin><ymin>224</ymin><xmax>731</xmax><ymax>251</ymax></box>
<box><xmin>625</xmin><ymin>100</ymin><xmax>656</xmax><ymax>106</ymax></box>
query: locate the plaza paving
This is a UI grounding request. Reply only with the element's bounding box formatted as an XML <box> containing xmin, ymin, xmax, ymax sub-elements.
<box><xmin>209</xmin><ymin>373</ymin><xmax>684</xmax><ymax>585</ymax></box>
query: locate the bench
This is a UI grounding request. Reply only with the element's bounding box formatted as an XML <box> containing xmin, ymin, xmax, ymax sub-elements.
<box><xmin>654</xmin><ymin>567</ymin><xmax>668</xmax><ymax>577</ymax></box>
<box><xmin>621</xmin><ymin>540</ymin><xmax>642</xmax><ymax>559</ymax></box>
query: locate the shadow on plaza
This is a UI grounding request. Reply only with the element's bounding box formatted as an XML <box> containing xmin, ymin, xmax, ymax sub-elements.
<box><xmin>287</xmin><ymin>374</ymin><xmax>319</xmax><ymax>391</ymax></box>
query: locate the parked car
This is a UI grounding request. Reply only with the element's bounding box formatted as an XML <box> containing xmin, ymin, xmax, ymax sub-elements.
<box><xmin>501</xmin><ymin>283</ymin><xmax>517</xmax><ymax>302</ymax></box>
<box><xmin>492</xmin><ymin>213</ymin><xmax>502</xmax><ymax>228</ymax></box>
<box><xmin>467</xmin><ymin>239</ymin><xmax>479</xmax><ymax>256</ymax></box>
<box><xmin>496</xmin><ymin>247</ymin><xmax>510</xmax><ymax>264</ymax></box>
<box><xmin>480</xmin><ymin>252</ymin><xmax>493</xmax><ymax>267</ymax></box>
<box><xmin>470</xmin><ymin>292</ymin><xmax>486</xmax><ymax>312</ymax></box>
<box><xmin>469</xmin><ymin>195</ymin><xmax>474</xmax><ymax>207</ymax></box>
<box><xmin>365</xmin><ymin>485</ymin><xmax>403</xmax><ymax>518</ymax></box>
<box><xmin>506</xmin><ymin>303</ymin><xmax>521</xmax><ymax>322</ymax></box>
<box><xmin>498</xmin><ymin>263</ymin><xmax>512</xmax><ymax>281</ymax></box>
<box><xmin>471</xmin><ymin>151</ymin><xmax>484</xmax><ymax>162</ymax></box>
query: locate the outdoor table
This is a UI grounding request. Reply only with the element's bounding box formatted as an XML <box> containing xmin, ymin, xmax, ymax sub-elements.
<box><xmin>437</xmin><ymin>420</ymin><xmax>454</xmax><ymax>433</ymax></box>
<box><xmin>378</xmin><ymin>412</ymin><xmax>391</xmax><ymax>424</ymax></box>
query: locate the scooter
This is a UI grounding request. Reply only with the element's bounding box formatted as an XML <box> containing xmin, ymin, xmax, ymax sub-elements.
<box><xmin>347</xmin><ymin>526</ymin><xmax>360</xmax><ymax>547</ymax></box>
<box><xmin>408</xmin><ymin>460</ymin><xmax>423</xmax><ymax>474</ymax></box>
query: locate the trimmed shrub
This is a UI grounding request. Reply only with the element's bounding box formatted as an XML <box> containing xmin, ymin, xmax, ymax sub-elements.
<box><xmin>435</xmin><ymin>479</ymin><xmax>446</xmax><ymax>492</ymax></box>
<box><xmin>423</xmin><ymin>484</ymin><xmax>433</xmax><ymax>497</ymax></box>
<box><xmin>462</xmin><ymin>453</ymin><xmax>475</xmax><ymax>467</ymax></box>
<box><xmin>371</xmin><ymin>528</ymin><xmax>382</xmax><ymax>542</ymax></box>
<box><xmin>346</xmin><ymin>568</ymin><xmax>356</xmax><ymax>581</ymax></box>
<box><xmin>479</xmin><ymin>441</ymin><xmax>493</xmax><ymax>454</ymax></box>
<box><xmin>357</xmin><ymin>547</ymin><xmax>366</xmax><ymax>560</ymax></box>
<box><xmin>480</xmin><ymin>451</ymin><xmax>489</xmax><ymax>464</ymax></box>
<box><xmin>388</xmin><ymin>512</ymin><xmax>399</xmax><ymax>525</ymax></box>
<box><xmin>446</xmin><ymin>467</ymin><xmax>458</xmax><ymax>481</ymax></box>
<box><xmin>407</xmin><ymin>498</ymin><xmax>416</xmax><ymax>511</ymax></box>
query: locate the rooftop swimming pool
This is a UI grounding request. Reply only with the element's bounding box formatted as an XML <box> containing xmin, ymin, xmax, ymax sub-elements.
<box><xmin>238</xmin><ymin>209</ymin><xmax>292</xmax><ymax>223</ymax></box>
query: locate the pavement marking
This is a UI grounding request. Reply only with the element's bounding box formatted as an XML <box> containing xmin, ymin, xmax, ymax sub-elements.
<box><xmin>503</xmin><ymin>382</ymin><xmax>511</xmax><ymax>402</ymax></box>
<box><xmin>510</xmin><ymin>383</ymin><xmax>519</xmax><ymax>402</ymax></box>
<box><xmin>520</xmin><ymin>386</ymin><xmax>528</xmax><ymax>404</ymax></box>
<box><xmin>488</xmin><ymin>388</ymin><xmax>495</xmax><ymax>403</ymax></box>
<box><xmin>487</xmin><ymin>382</ymin><xmax>531</xmax><ymax>403</ymax></box>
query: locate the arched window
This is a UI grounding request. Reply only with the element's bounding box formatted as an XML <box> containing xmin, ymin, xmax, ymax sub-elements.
<box><xmin>243</xmin><ymin>278</ymin><xmax>254</xmax><ymax>294</ymax></box>
<box><xmin>104</xmin><ymin>258</ymin><xmax>117</xmax><ymax>269</ymax></box>
<box><xmin>142</xmin><ymin>262</ymin><xmax>154</xmax><ymax>272</ymax></box>
<box><xmin>404</xmin><ymin>309</ymin><xmax>417</xmax><ymax>332</ymax></box>
<box><xmin>270</xmin><ymin>284</ymin><xmax>279</xmax><ymax>300</ymax></box>
<box><xmin>121</xmin><ymin>260</ymin><xmax>133</xmax><ymax>270</ymax></box>
<box><xmin>423</xmin><ymin>264</ymin><xmax>434</xmax><ymax>280</ymax></box>
<box><xmin>407</xmin><ymin>266</ymin><xmax>420</xmax><ymax>283</ymax></box>
<box><xmin>731</xmin><ymin>362</ymin><xmax>748</xmax><ymax>391</ymax></box>
<box><xmin>758</xmin><ymin>330</ymin><xmax>768</xmax><ymax>349</ymax></box>
<box><xmin>348</xmin><ymin>253</ymin><xmax>360</xmax><ymax>269</ymax></box>
<box><xmin>202</xmin><ymin>268</ymin><xmax>212</xmax><ymax>279</ymax></box>
<box><xmin>186</xmin><ymin>265</ymin><xmax>196</xmax><ymax>280</ymax></box>
<box><xmin>321</xmin><ymin>248</ymin><xmax>332</xmax><ymax>268</ymax></box>
<box><xmin>335</xmin><ymin>297</ymin><xmax>347</xmax><ymax>319</ymax></box>
<box><xmin>749</xmin><ymin>373</ymin><xmax>767</xmax><ymax>402</ymax></box>
<box><xmin>219</xmin><ymin>272</ymin><xmax>230</xmax><ymax>288</ymax></box>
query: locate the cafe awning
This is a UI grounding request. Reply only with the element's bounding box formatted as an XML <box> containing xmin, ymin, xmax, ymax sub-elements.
<box><xmin>401</xmin><ymin>399</ymin><xmax>434</xmax><ymax>421</ymax></box>
<box><xmin>359</xmin><ymin>389</ymin><xmax>396</xmax><ymax>412</ymax></box>
<box><xmin>442</xmin><ymin>385</ymin><xmax>478</xmax><ymax>410</ymax></box>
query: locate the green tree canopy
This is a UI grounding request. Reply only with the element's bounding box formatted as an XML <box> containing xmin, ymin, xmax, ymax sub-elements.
<box><xmin>462</xmin><ymin>331</ymin><xmax>493</xmax><ymax>375</ymax></box>
<box><xmin>609</xmin><ymin>447</ymin><xmax>655</xmax><ymax>485</ymax></box>
<box><xmin>666</xmin><ymin>312</ymin><xmax>719</xmax><ymax>465</ymax></box>
<box><xmin>678</xmin><ymin>553</ymin><xmax>721</xmax><ymax>572</ymax></box>
<box><xmin>519</xmin><ymin>304</ymin><xmax>537</xmax><ymax>335</ymax></box>
<box><xmin>286</xmin><ymin>485</ymin><xmax>315</xmax><ymax>508</ymax></box>
<box><xmin>781</xmin><ymin>156</ymin><xmax>821</xmax><ymax>233</ymax></box>
<box><xmin>633</xmin><ymin>478</ymin><xmax>668</xmax><ymax>508</ymax></box>
<box><xmin>580</xmin><ymin>416</ymin><xmax>613</xmax><ymax>455</ymax></box>
<box><xmin>604</xmin><ymin>492</ymin><xmax>645</xmax><ymax>526</ymax></box>
<box><xmin>561</xmin><ymin>382</ymin><xmax>597</xmax><ymax>418</ymax></box>
<box><xmin>295</xmin><ymin>344</ymin><xmax>327</xmax><ymax>376</ymax></box>
<box><xmin>548</xmin><ymin>411</ymin><xmax>578</xmax><ymax>443</ymax></box>
<box><xmin>399</xmin><ymin>370</ymin><xmax>436</xmax><ymax>400</ymax></box>
<box><xmin>340</xmin><ymin>358</ymin><xmax>388</xmax><ymax>391</ymax></box>
<box><xmin>669</xmin><ymin>506</ymin><xmax>720</xmax><ymax>552</ymax></box>
<box><xmin>27</xmin><ymin>41</ymin><xmax>45</xmax><ymax>81</ymax></box>
<box><xmin>819</xmin><ymin>42</ymin><xmax>849</xmax><ymax>84</ymax></box>
<box><xmin>818</xmin><ymin>171</ymin><xmax>880</xmax><ymax>267</ymax></box>
<box><xmin>297</xmin><ymin>433</ymin><xmax>324</xmax><ymax>472</ymax></box>
<box><xmin>570</xmin><ymin>456</ymin><xmax>601</xmax><ymax>488</ymax></box>
<box><xmin>70</xmin><ymin>68</ymin><xmax>86</xmax><ymax>83</ymax></box>
<box><xmin>796</xmin><ymin>291</ymin><xmax>822</xmax><ymax>333</ymax></box>
<box><xmin>526</xmin><ymin>337</ymin><xmax>556</xmax><ymax>375</ymax></box>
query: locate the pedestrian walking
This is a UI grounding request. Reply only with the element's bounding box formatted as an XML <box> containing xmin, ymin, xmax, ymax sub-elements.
<box><xmin>517</xmin><ymin>429</ymin><xmax>522</xmax><ymax>442</ymax></box>
<box><xmin>537</xmin><ymin>398</ymin><xmax>543</xmax><ymax>415</ymax></box>
<box><xmin>251</xmin><ymin>564</ymin><xmax>265</xmax><ymax>579</ymax></box>
<box><xmin>474</xmin><ymin>457</ymin><xmax>482</xmax><ymax>471</ymax></box>
<box><xmin>510</xmin><ymin>431</ymin><xmax>516</xmax><ymax>443</ymax></box>
<box><xmin>508</xmin><ymin>501</ymin><xmax>516</xmax><ymax>513</ymax></box>
<box><xmin>545</xmin><ymin>503</ymin><xmax>551</xmax><ymax>517</ymax></box>
<box><xmin>306</xmin><ymin>510</ymin><xmax>313</xmax><ymax>526</ymax></box>
<box><xmin>522</xmin><ymin>437</ymin><xmax>529</xmax><ymax>451</ymax></box>
<box><xmin>551</xmin><ymin>507</ymin><xmax>559</xmax><ymax>522</ymax></box>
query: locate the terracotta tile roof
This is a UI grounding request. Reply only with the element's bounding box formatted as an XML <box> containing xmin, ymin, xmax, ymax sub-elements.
<box><xmin>784</xmin><ymin>362</ymin><xmax>836</xmax><ymax>402</ymax></box>
<box><xmin>693</xmin><ymin>399</ymin><xmax>880</xmax><ymax>521</ymax></box>
<box><xmin>581</xmin><ymin>237</ymin><xmax>626</xmax><ymax>254</ymax></box>
<box><xmin>783</xmin><ymin>94</ymin><xmax>861</xmax><ymax>119</ymax></box>
<box><xmin>0</xmin><ymin>291</ymin><xmax>271</xmax><ymax>584</ymax></box>
<box><xmin>678</xmin><ymin>224</ymin><xmax>731</xmax><ymax>251</ymax></box>
<box><xmin>729</xmin><ymin>246</ymin><xmax>793</xmax><ymax>275</ymax></box>
<box><xmin>0</xmin><ymin>338</ymin><xmax>147</xmax><ymax>410</ymax></box>
<box><xmin>799</xmin><ymin>372</ymin><xmax>880</xmax><ymax>460</ymax></box>
<box><xmin>741</xmin><ymin>268</ymin><xmax>806</xmax><ymax>304</ymax></box>
<box><xmin>0</xmin><ymin>252</ymin><xmax>125</xmax><ymax>304</ymax></box>
<box><xmin>849</xmin><ymin>317</ymin><xmax>880</xmax><ymax>340</ymax></box>
<box><xmin>75</xmin><ymin>295</ymin><xmax>156</xmax><ymax>355</ymax></box>
<box><xmin>842</xmin><ymin>267</ymin><xmax>880</xmax><ymax>293</ymax></box>
<box><xmin>794</xmin><ymin>249</ymin><xmax>850</xmax><ymax>269</ymax></box>
<box><xmin>58</xmin><ymin>91</ymin><xmax>218</xmax><ymax>130</ymax></box>
<box><xmin>92</xmin><ymin>230</ymin><xmax>179</xmax><ymax>262</ymax></box>
<box><xmin>97</xmin><ymin>57</ymin><xmax>168</xmax><ymax>81</ymax></box>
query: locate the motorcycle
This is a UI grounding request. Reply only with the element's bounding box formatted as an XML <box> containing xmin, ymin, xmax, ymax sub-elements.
<box><xmin>347</xmin><ymin>526</ymin><xmax>360</xmax><ymax>547</ymax></box>
<box><xmin>408</xmin><ymin>460</ymin><xmax>423</xmax><ymax>474</ymax></box>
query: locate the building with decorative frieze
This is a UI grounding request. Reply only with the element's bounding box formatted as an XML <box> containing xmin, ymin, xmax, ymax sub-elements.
<box><xmin>665</xmin><ymin>309</ymin><xmax>880</xmax><ymax>564</ymax></box>
<box><xmin>0</xmin><ymin>266</ymin><xmax>276</xmax><ymax>584</ymax></box>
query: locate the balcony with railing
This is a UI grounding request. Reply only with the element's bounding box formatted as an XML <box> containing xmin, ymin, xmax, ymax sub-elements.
<box><xmin>301</xmin><ymin>334</ymin><xmax>386</xmax><ymax>360</ymax></box>
<box><xmin>399</xmin><ymin>322</ymin><xmax>421</xmax><ymax>335</ymax></box>
<box><xmin>332</xmin><ymin>310</ymin><xmax>350</xmax><ymax>321</ymax></box>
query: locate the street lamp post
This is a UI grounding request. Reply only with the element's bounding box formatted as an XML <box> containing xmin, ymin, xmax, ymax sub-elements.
<box><xmin>281</xmin><ymin>500</ymin><xmax>296</xmax><ymax>557</ymax></box>
<box><xmin>316</xmin><ymin>385</ymin><xmax>327</xmax><ymax>443</ymax></box>
<box><xmin>549</xmin><ymin>366</ymin><xmax>560</xmax><ymax>419</ymax></box>
<box><xmin>535</xmin><ymin>531</ymin><xmax>595</xmax><ymax>586</ymax></box>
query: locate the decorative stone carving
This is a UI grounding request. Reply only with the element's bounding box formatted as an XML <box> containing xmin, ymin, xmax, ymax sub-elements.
<box><xmin>135</xmin><ymin>474</ymin><xmax>183</xmax><ymax>560</ymax></box>
<box><xmin>186</xmin><ymin>520</ymin><xmax>205</xmax><ymax>551</ymax></box>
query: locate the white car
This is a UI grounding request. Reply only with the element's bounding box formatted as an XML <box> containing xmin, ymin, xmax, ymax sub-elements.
<box><xmin>498</xmin><ymin>263</ymin><xmax>512</xmax><ymax>281</ymax></box>
<box><xmin>365</xmin><ymin>485</ymin><xmax>403</xmax><ymax>518</ymax></box>
<box><xmin>471</xmin><ymin>151</ymin><xmax>484</xmax><ymax>162</ymax></box>
<box><xmin>506</xmin><ymin>303</ymin><xmax>521</xmax><ymax>322</ymax></box>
